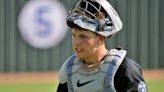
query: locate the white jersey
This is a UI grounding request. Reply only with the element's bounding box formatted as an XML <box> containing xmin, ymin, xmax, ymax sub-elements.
<box><xmin>59</xmin><ymin>49</ymin><xmax>127</xmax><ymax>92</ymax></box>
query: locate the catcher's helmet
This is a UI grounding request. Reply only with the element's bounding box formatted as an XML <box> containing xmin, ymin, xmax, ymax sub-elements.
<box><xmin>67</xmin><ymin>0</ymin><xmax>122</xmax><ymax>37</ymax></box>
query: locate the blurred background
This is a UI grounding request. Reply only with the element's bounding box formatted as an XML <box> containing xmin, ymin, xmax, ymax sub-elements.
<box><xmin>0</xmin><ymin>0</ymin><xmax>164</xmax><ymax>92</ymax></box>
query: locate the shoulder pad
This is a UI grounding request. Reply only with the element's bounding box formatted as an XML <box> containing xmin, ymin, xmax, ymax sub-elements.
<box><xmin>100</xmin><ymin>49</ymin><xmax>127</xmax><ymax>72</ymax></box>
<box><xmin>106</xmin><ymin>49</ymin><xmax>127</xmax><ymax>65</ymax></box>
<box><xmin>58</xmin><ymin>55</ymin><xmax>76</xmax><ymax>84</ymax></box>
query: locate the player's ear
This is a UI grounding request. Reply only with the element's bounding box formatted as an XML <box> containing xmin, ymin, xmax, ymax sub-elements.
<box><xmin>96</xmin><ymin>35</ymin><xmax>105</xmax><ymax>45</ymax></box>
<box><xmin>99</xmin><ymin>34</ymin><xmax>105</xmax><ymax>42</ymax></box>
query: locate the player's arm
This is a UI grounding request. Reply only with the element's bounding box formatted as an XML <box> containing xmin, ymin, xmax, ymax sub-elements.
<box><xmin>57</xmin><ymin>82</ymin><xmax>68</xmax><ymax>92</ymax></box>
<box><xmin>114</xmin><ymin>57</ymin><xmax>148</xmax><ymax>92</ymax></box>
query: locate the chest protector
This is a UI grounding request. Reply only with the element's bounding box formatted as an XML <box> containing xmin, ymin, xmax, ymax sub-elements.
<box><xmin>61</xmin><ymin>49</ymin><xmax>126</xmax><ymax>92</ymax></box>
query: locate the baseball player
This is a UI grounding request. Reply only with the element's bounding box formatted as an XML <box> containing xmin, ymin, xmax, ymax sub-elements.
<box><xmin>57</xmin><ymin>0</ymin><xmax>147</xmax><ymax>92</ymax></box>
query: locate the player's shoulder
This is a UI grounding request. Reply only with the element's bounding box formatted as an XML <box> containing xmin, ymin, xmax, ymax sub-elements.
<box><xmin>119</xmin><ymin>57</ymin><xmax>144</xmax><ymax>82</ymax></box>
<box><xmin>121</xmin><ymin>57</ymin><xmax>142</xmax><ymax>72</ymax></box>
<box><xmin>59</xmin><ymin>55</ymin><xmax>76</xmax><ymax>84</ymax></box>
<box><xmin>112</xmin><ymin>46</ymin><xmax>141</xmax><ymax>70</ymax></box>
<box><xmin>115</xmin><ymin>57</ymin><xmax>147</xmax><ymax>92</ymax></box>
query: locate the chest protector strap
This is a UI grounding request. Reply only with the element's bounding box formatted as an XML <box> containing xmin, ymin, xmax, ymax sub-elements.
<box><xmin>103</xmin><ymin>49</ymin><xmax>126</xmax><ymax>92</ymax></box>
<box><xmin>66</xmin><ymin>49</ymin><xmax>126</xmax><ymax>92</ymax></box>
<box><xmin>66</xmin><ymin>55</ymin><xmax>76</xmax><ymax>92</ymax></box>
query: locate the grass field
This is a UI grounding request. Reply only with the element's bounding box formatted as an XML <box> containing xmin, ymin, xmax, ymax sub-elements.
<box><xmin>0</xmin><ymin>70</ymin><xmax>163</xmax><ymax>92</ymax></box>
<box><xmin>146</xmin><ymin>80</ymin><xmax>164</xmax><ymax>92</ymax></box>
<box><xmin>0</xmin><ymin>83</ymin><xmax>57</xmax><ymax>92</ymax></box>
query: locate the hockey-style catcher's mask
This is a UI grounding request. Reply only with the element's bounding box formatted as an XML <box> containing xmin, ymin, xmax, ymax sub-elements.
<box><xmin>67</xmin><ymin>0</ymin><xmax>123</xmax><ymax>37</ymax></box>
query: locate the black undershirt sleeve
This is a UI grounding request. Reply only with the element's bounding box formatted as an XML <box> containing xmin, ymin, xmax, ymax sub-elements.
<box><xmin>114</xmin><ymin>57</ymin><xmax>146</xmax><ymax>92</ymax></box>
<box><xmin>57</xmin><ymin>83</ymin><xmax>68</xmax><ymax>92</ymax></box>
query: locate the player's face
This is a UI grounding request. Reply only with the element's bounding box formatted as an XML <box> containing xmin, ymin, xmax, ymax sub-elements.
<box><xmin>72</xmin><ymin>27</ymin><xmax>100</xmax><ymax>60</ymax></box>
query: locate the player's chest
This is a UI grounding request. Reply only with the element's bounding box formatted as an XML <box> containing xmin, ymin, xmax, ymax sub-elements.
<box><xmin>70</xmin><ymin>71</ymin><xmax>106</xmax><ymax>92</ymax></box>
<box><xmin>69</xmin><ymin>63</ymin><xmax>110</xmax><ymax>92</ymax></box>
